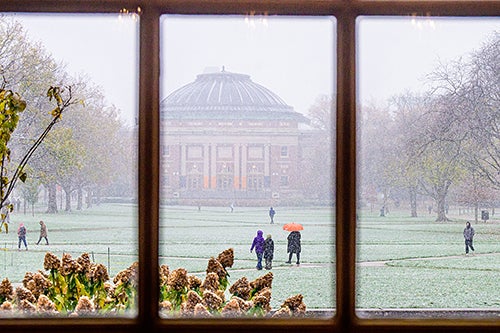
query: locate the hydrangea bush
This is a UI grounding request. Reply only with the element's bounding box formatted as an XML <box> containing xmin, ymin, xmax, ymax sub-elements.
<box><xmin>0</xmin><ymin>249</ymin><xmax>305</xmax><ymax>317</ymax></box>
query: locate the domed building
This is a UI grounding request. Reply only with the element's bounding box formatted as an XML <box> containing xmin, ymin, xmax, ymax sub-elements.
<box><xmin>160</xmin><ymin>68</ymin><xmax>322</xmax><ymax>205</ymax></box>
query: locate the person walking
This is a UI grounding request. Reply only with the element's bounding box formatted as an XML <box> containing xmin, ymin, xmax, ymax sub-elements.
<box><xmin>269</xmin><ymin>207</ymin><xmax>276</xmax><ymax>224</ymax></box>
<box><xmin>36</xmin><ymin>220</ymin><xmax>49</xmax><ymax>245</ymax></box>
<box><xmin>250</xmin><ymin>230</ymin><xmax>265</xmax><ymax>270</ymax></box>
<box><xmin>463</xmin><ymin>221</ymin><xmax>475</xmax><ymax>255</ymax></box>
<box><xmin>263</xmin><ymin>234</ymin><xmax>274</xmax><ymax>270</ymax></box>
<box><xmin>286</xmin><ymin>230</ymin><xmax>301</xmax><ymax>265</ymax></box>
<box><xmin>17</xmin><ymin>223</ymin><xmax>28</xmax><ymax>251</ymax></box>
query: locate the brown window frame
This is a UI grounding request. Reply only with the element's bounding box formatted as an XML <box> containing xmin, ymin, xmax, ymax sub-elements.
<box><xmin>0</xmin><ymin>1</ymin><xmax>499</xmax><ymax>333</ymax></box>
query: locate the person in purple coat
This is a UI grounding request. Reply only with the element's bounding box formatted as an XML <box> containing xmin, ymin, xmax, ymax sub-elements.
<box><xmin>250</xmin><ymin>230</ymin><xmax>265</xmax><ymax>270</ymax></box>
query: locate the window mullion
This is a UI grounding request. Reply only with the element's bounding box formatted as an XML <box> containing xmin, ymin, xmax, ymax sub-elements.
<box><xmin>138</xmin><ymin>6</ymin><xmax>161</xmax><ymax>329</ymax></box>
<box><xmin>335</xmin><ymin>9</ymin><xmax>357</xmax><ymax>329</ymax></box>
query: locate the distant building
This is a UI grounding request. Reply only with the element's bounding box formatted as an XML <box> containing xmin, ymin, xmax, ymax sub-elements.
<box><xmin>160</xmin><ymin>68</ymin><xmax>326</xmax><ymax>205</ymax></box>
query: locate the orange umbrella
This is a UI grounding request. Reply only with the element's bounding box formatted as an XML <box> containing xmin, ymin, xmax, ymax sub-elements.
<box><xmin>282</xmin><ymin>222</ymin><xmax>304</xmax><ymax>231</ymax></box>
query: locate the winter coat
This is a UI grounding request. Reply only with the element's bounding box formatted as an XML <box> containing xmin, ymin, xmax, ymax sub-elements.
<box><xmin>250</xmin><ymin>230</ymin><xmax>265</xmax><ymax>254</ymax></box>
<box><xmin>263</xmin><ymin>238</ymin><xmax>274</xmax><ymax>260</ymax></box>
<box><xmin>39</xmin><ymin>222</ymin><xmax>48</xmax><ymax>238</ymax></box>
<box><xmin>463</xmin><ymin>226</ymin><xmax>475</xmax><ymax>240</ymax></box>
<box><xmin>18</xmin><ymin>225</ymin><xmax>26</xmax><ymax>238</ymax></box>
<box><xmin>287</xmin><ymin>231</ymin><xmax>301</xmax><ymax>254</ymax></box>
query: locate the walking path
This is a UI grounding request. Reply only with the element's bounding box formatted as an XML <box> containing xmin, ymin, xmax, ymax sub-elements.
<box><xmin>358</xmin><ymin>251</ymin><xmax>499</xmax><ymax>267</ymax></box>
<box><xmin>221</xmin><ymin>251</ymin><xmax>500</xmax><ymax>273</ymax></box>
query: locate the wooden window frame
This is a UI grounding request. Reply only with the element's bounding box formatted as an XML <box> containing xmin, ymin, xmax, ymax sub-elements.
<box><xmin>0</xmin><ymin>1</ymin><xmax>498</xmax><ymax>333</ymax></box>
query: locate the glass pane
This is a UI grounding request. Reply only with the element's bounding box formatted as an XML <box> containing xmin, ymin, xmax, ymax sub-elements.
<box><xmin>357</xmin><ymin>17</ymin><xmax>500</xmax><ymax>319</ymax></box>
<box><xmin>0</xmin><ymin>13</ymin><xmax>139</xmax><ymax>317</ymax></box>
<box><xmin>160</xmin><ymin>15</ymin><xmax>335</xmax><ymax>318</ymax></box>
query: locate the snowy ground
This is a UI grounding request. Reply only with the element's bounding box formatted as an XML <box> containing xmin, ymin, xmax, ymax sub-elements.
<box><xmin>0</xmin><ymin>203</ymin><xmax>498</xmax><ymax>311</ymax></box>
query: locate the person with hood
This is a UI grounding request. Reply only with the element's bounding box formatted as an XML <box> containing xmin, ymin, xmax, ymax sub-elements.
<box><xmin>36</xmin><ymin>220</ymin><xmax>49</xmax><ymax>245</ymax></box>
<box><xmin>17</xmin><ymin>223</ymin><xmax>28</xmax><ymax>251</ymax></box>
<box><xmin>250</xmin><ymin>230</ymin><xmax>265</xmax><ymax>270</ymax></box>
<box><xmin>263</xmin><ymin>234</ymin><xmax>274</xmax><ymax>270</ymax></box>
<box><xmin>286</xmin><ymin>230</ymin><xmax>301</xmax><ymax>265</ymax></box>
<box><xmin>463</xmin><ymin>221</ymin><xmax>475</xmax><ymax>254</ymax></box>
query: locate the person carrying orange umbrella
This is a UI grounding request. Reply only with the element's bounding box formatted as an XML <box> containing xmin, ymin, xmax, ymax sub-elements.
<box><xmin>283</xmin><ymin>222</ymin><xmax>303</xmax><ymax>265</ymax></box>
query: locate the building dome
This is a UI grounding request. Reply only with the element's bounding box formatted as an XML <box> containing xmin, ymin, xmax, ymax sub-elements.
<box><xmin>161</xmin><ymin>68</ymin><xmax>307</xmax><ymax>121</ymax></box>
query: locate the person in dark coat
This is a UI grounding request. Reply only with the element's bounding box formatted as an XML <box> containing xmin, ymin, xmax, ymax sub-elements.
<box><xmin>36</xmin><ymin>220</ymin><xmax>49</xmax><ymax>245</ymax></box>
<box><xmin>463</xmin><ymin>221</ymin><xmax>475</xmax><ymax>254</ymax></box>
<box><xmin>263</xmin><ymin>234</ymin><xmax>274</xmax><ymax>270</ymax></box>
<box><xmin>250</xmin><ymin>230</ymin><xmax>265</xmax><ymax>270</ymax></box>
<box><xmin>286</xmin><ymin>230</ymin><xmax>301</xmax><ymax>265</ymax></box>
<box><xmin>269</xmin><ymin>207</ymin><xmax>275</xmax><ymax>224</ymax></box>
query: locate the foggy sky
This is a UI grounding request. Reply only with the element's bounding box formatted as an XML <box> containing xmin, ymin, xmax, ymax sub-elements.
<box><xmin>9</xmin><ymin>13</ymin><xmax>500</xmax><ymax>125</ymax></box>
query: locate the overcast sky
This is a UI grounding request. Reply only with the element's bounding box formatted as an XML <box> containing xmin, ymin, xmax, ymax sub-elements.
<box><xmin>8</xmin><ymin>13</ymin><xmax>499</xmax><ymax>125</ymax></box>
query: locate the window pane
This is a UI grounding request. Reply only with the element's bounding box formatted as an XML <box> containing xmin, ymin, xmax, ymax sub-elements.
<box><xmin>160</xmin><ymin>15</ymin><xmax>335</xmax><ymax>318</ymax></box>
<box><xmin>0</xmin><ymin>13</ymin><xmax>139</xmax><ymax>317</ymax></box>
<box><xmin>357</xmin><ymin>17</ymin><xmax>500</xmax><ymax>319</ymax></box>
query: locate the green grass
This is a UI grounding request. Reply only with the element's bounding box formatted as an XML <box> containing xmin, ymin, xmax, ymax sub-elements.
<box><xmin>1</xmin><ymin>203</ymin><xmax>499</xmax><ymax>310</ymax></box>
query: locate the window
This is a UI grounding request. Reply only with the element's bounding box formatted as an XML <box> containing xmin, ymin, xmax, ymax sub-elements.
<box><xmin>162</xmin><ymin>145</ymin><xmax>170</xmax><ymax>157</ymax></box>
<box><xmin>1</xmin><ymin>1</ymin><xmax>499</xmax><ymax>333</ymax></box>
<box><xmin>357</xmin><ymin>17</ymin><xmax>500</xmax><ymax>318</ymax></box>
<box><xmin>280</xmin><ymin>146</ymin><xmax>289</xmax><ymax>157</ymax></box>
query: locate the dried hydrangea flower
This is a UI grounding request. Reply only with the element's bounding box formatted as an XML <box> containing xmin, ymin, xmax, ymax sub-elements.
<box><xmin>181</xmin><ymin>290</ymin><xmax>203</xmax><ymax>316</ymax></box>
<box><xmin>250</xmin><ymin>272</ymin><xmax>273</xmax><ymax>291</ymax></box>
<box><xmin>200</xmin><ymin>272</ymin><xmax>219</xmax><ymax>293</ymax></box>
<box><xmin>187</xmin><ymin>275</ymin><xmax>202</xmax><ymax>290</ymax></box>
<box><xmin>216</xmin><ymin>248</ymin><xmax>234</xmax><ymax>268</ymax></box>
<box><xmin>0</xmin><ymin>301</ymin><xmax>13</xmax><ymax>312</ymax></box>
<box><xmin>252</xmin><ymin>295</ymin><xmax>271</xmax><ymax>313</ymax></box>
<box><xmin>254</xmin><ymin>287</ymin><xmax>272</xmax><ymax>303</ymax></box>
<box><xmin>230</xmin><ymin>296</ymin><xmax>253</xmax><ymax>312</ymax></box>
<box><xmin>18</xmin><ymin>299</ymin><xmax>36</xmax><ymax>314</ymax></box>
<box><xmin>272</xmin><ymin>306</ymin><xmax>292</xmax><ymax>318</ymax></box>
<box><xmin>206</xmin><ymin>257</ymin><xmax>226</xmax><ymax>282</ymax></box>
<box><xmin>43</xmin><ymin>252</ymin><xmax>61</xmax><ymax>271</ymax></box>
<box><xmin>167</xmin><ymin>268</ymin><xmax>188</xmax><ymax>292</ymax></box>
<box><xmin>113</xmin><ymin>262</ymin><xmax>138</xmax><ymax>287</ymax></box>
<box><xmin>24</xmin><ymin>272</ymin><xmax>51</xmax><ymax>298</ymax></box>
<box><xmin>36</xmin><ymin>294</ymin><xmax>57</xmax><ymax>314</ymax></box>
<box><xmin>159</xmin><ymin>300</ymin><xmax>172</xmax><ymax>312</ymax></box>
<box><xmin>0</xmin><ymin>278</ymin><xmax>13</xmax><ymax>301</ymax></box>
<box><xmin>221</xmin><ymin>298</ymin><xmax>242</xmax><ymax>317</ymax></box>
<box><xmin>75</xmin><ymin>296</ymin><xmax>95</xmax><ymax>315</ymax></box>
<box><xmin>281</xmin><ymin>294</ymin><xmax>306</xmax><ymax>315</ymax></box>
<box><xmin>61</xmin><ymin>253</ymin><xmax>82</xmax><ymax>276</ymax></box>
<box><xmin>184</xmin><ymin>290</ymin><xmax>203</xmax><ymax>310</ymax></box>
<box><xmin>127</xmin><ymin>262</ymin><xmax>139</xmax><ymax>286</ymax></box>
<box><xmin>22</xmin><ymin>272</ymin><xmax>34</xmax><ymax>287</ymax></box>
<box><xmin>193</xmin><ymin>303</ymin><xmax>212</xmax><ymax>318</ymax></box>
<box><xmin>202</xmin><ymin>290</ymin><xmax>223</xmax><ymax>311</ymax></box>
<box><xmin>229</xmin><ymin>277</ymin><xmax>251</xmax><ymax>300</ymax></box>
<box><xmin>15</xmin><ymin>286</ymin><xmax>36</xmax><ymax>304</ymax></box>
<box><xmin>159</xmin><ymin>265</ymin><xmax>170</xmax><ymax>287</ymax></box>
<box><xmin>215</xmin><ymin>290</ymin><xmax>225</xmax><ymax>304</ymax></box>
<box><xmin>76</xmin><ymin>253</ymin><xmax>92</xmax><ymax>274</ymax></box>
<box><xmin>88</xmin><ymin>263</ymin><xmax>109</xmax><ymax>283</ymax></box>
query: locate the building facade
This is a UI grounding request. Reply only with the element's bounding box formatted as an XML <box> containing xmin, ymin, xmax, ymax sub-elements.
<box><xmin>160</xmin><ymin>68</ymin><xmax>321</xmax><ymax>205</ymax></box>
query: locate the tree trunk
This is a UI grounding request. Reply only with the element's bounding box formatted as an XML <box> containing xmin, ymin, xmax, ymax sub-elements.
<box><xmin>409</xmin><ymin>186</ymin><xmax>418</xmax><ymax>217</ymax></box>
<box><xmin>77</xmin><ymin>187</ymin><xmax>83</xmax><ymax>210</ymax></box>
<box><xmin>435</xmin><ymin>181</ymin><xmax>451</xmax><ymax>222</ymax></box>
<box><xmin>46</xmin><ymin>183</ymin><xmax>58</xmax><ymax>213</ymax></box>
<box><xmin>474</xmin><ymin>203</ymin><xmax>479</xmax><ymax>223</ymax></box>
<box><xmin>64</xmin><ymin>187</ymin><xmax>72</xmax><ymax>212</ymax></box>
<box><xmin>86</xmin><ymin>190</ymin><xmax>93</xmax><ymax>209</ymax></box>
